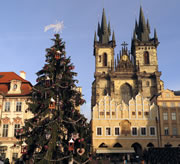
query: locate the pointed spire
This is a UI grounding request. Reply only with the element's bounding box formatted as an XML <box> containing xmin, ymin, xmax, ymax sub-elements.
<box><xmin>133</xmin><ymin>29</ymin><xmax>136</xmax><ymax>40</ymax></box>
<box><xmin>101</xmin><ymin>8</ymin><xmax>108</xmax><ymax>34</ymax></box>
<box><xmin>112</xmin><ymin>31</ymin><xmax>115</xmax><ymax>42</ymax></box>
<box><xmin>147</xmin><ymin>19</ymin><xmax>150</xmax><ymax>33</ymax></box>
<box><xmin>117</xmin><ymin>54</ymin><xmax>119</xmax><ymax>64</ymax></box>
<box><xmin>139</xmin><ymin>6</ymin><xmax>146</xmax><ymax>29</ymax></box>
<box><xmin>94</xmin><ymin>31</ymin><xmax>97</xmax><ymax>42</ymax></box>
<box><xmin>136</xmin><ymin>6</ymin><xmax>150</xmax><ymax>41</ymax></box>
<box><xmin>108</xmin><ymin>21</ymin><xmax>111</xmax><ymax>36</ymax></box>
<box><xmin>154</xmin><ymin>28</ymin><xmax>158</xmax><ymax>40</ymax></box>
<box><xmin>97</xmin><ymin>22</ymin><xmax>101</xmax><ymax>37</ymax></box>
<box><xmin>135</xmin><ymin>19</ymin><xmax>138</xmax><ymax>34</ymax></box>
<box><xmin>115</xmin><ymin>59</ymin><xmax>117</xmax><ymax>69</ymax></box>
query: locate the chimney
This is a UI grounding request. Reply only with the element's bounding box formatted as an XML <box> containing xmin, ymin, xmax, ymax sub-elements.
<box><xmin>20</xmin><ymin>71</ymin><xmax>26</xmax><ymax>79</ymax></box>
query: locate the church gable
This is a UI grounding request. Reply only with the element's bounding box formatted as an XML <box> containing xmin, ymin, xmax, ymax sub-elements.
<box><xmin>92</xmin><ymin>93</ymin><xmax>157</xmax><ymax>120</ymax></box>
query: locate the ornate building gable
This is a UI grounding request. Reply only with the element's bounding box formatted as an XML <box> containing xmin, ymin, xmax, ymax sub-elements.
<box><xmin>115</xmin><ymin>43</ymin><xmax>135</xmax><ymax>73</ymax></box>
<box><xmin>92</xmin><ymin>92</ymin><xmax>157</xmax><ymax>120</ymax></box>
<box><xmin>13</xmin><ymin>117</ymin><xmax>23</xmax><ymax>125</ymax></box>
<box><xmin>2</xmin><ymin>117</ymin><xmax>11</xmax><ymax>124</ymax></box>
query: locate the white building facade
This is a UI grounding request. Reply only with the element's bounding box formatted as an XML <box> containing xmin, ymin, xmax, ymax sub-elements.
<box><xmin>0</xmin><ymin>72</ymin><xmax>32</xmax><ymax>163</ymax></box>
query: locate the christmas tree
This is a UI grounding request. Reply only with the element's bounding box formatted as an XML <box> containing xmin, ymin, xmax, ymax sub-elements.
<box><xmin>16</xmin><ymin>34</ymin><xmax>91</xmax><ymax>164</ymax></box>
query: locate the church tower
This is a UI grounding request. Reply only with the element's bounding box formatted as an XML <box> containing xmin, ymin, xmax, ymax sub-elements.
<box><xmin>91</xmin><ymin>7</ymin><xmax>163</xmax><ymax>109</ymax></box>
<box><xmin>131</xmin><ymin>6</ymin><xmax>163</xmax><ymax>98</ymax></box>
<box><xmin>91</xmin><ymin>9</ymin><xmax>116</xmax><ymax>108</ymax></box>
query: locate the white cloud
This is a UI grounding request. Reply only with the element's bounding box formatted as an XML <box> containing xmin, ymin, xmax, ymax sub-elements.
<box><xmin>44</xmin><ymin>21</ymin><xmax>64</xmax><ymax>33</ymax></box>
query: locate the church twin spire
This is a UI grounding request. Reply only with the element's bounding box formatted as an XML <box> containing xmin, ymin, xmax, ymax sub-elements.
<box><xmin>133</xmin><ymin>6</ymin><xmax>158</xmax><ymax>44</ymax></box>
<box><xmin>94</xmin><ymin>8</ymin><xmax>116</xmax><ymax>45</ymax></box>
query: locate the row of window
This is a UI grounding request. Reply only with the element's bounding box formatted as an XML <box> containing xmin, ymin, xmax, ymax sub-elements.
<box><xmin>161</xmin><ymin>102</ymin><xmax>180</xmax><ymax>107</ymax></box>
<box><xmin>2</xmin><ymin>124</ymin><xmax>20</xmax><ymax>137</ymax></box>
<box><xmin>164</xmin><ymin>127</ymin><xmax>178</xmax><ymax>136</ymax></box>
<box><xmin>96</xmin><ymin>126</ymin><xmax>156</xmax><ymax>136</ymax></box>
<box><xmin>4</xmin><ymin>102</ymin><xmax>22</xmax><ymax>112</ymax></box>
<box><xmin>163</xmin><ymin>112</ymin><xmax>177</xmax><ymax>121</ymax></box>
<box><xmin>99</xmin><ymin>111</ymin><xmax>149</xmax><ymax>116</ymax></box>
<box><xmin>0</xmin><ymin>153</ymin><xmax>18</xmax><ymax>161</ymax></box>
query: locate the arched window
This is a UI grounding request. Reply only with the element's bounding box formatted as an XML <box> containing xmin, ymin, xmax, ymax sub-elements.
<box><xmin>113</xmin><ymin>143</ymin><xmax>123</xmax><ymax>148</ymax></box>
<box><xmin>99</xmin><ymin>143</ymin><xmax>108</xmax><ymax>148</ymax></box>
<box><xmin>120</xmin><ymin>83</ymin><xmax>132</xmax><ymax>104</ymax></box>
<box><xmin>103</xmin><ymin>53</ymin><xmax>108</xmax><ymax>66</ymax></box>
<box><xmin>147</xmin><ymin>143</ymin><xmax>154</xmax><ymax>148</ymax></box>
<box><xmin>144</xmin><ymin>51</ymin><xmax>150</xmax><ymax>64</ymax></box>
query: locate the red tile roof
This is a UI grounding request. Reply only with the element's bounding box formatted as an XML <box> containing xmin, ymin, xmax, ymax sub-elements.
<box><xmin>0</xmin><ymin>72</ymin><xmax>32</xmax><ymax>96</ymax></box>
<box><xmin>0</xmin><ymin>72</ymin><xmax>28</xmax><ymax>83</ymax></box>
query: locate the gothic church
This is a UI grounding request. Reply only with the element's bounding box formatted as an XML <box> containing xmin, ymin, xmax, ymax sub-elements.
<box><xmin>91</xmin><ymin>7</ymin><xmax>163</xmax><ymax>107</ymax></box>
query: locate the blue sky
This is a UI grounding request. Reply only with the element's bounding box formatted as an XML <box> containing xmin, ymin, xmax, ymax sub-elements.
<box><xmin>0</xmin><ymin>0</ymin><xmax>180</xmax><ymax>120</ymax></box>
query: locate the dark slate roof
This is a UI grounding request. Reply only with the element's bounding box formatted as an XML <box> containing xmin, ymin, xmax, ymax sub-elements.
<box><xmin>174</xmin><ymin>91</ymin><xmax>180</xmax><ymax>96</ymax></box>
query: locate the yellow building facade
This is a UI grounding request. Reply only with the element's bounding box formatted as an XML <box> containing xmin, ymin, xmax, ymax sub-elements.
<box><xmin>157</xmin><ymin>89</ymin><xmax>180</xmax><ymax>147</ymax></box>
<box><xmin>92</xmin><ymin>93</ymin><xmax>158</xmax><ymax>154</ymax></box>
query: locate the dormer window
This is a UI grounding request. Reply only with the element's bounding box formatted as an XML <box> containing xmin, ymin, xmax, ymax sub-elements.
<box><xmin>8</xmin><ymin>80</ymin><xmax>22</xmax><ymax>94</ymax></box>
<box><xmin>13</xmin><ymin>84</ymin><xmax>17</xmax><ymax>90</ymax></box>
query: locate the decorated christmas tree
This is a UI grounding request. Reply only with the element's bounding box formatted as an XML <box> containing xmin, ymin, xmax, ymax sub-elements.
<box><xmin>16</xmin><ymin>34</ymin><xmax>91</xmax><ymax>164</ymax></box>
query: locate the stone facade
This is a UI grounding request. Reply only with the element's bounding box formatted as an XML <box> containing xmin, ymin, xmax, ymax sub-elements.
<box><xmin>0</xmin><ymin>72</ymin><xmax>33</xmax><ymax>163</ymax></box>
<box><xmin>91</xmin><ymin>7</ymin><xmax>164</xmax><ymax>159</ymax></box>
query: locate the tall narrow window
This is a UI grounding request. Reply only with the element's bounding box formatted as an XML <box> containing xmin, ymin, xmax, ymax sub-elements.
<box><xmin>115</xmin><ymin>127</ymin><xmax>120</xmax><ymax>136</ymax></box>
<box><xmin>144</xmin><ymin>51</ymin><xmax>150</xmax><ymax>64</ymax></box>
<box><xmin>164</xmin><ymin>127</ymin><xmax>169</xmax><ymax>135</ymax></box>
<box><xmin>103</xmin><ymin>53</ymin><xmax>107</xmax><ymax>66</ymax></box>
<box><xmin>16</xmin><ymin>102</ymin><xmax>22</xmax><ymax>112</ymax></box>
<box><xmin>5</xmin><ymin>102</ymin><xmax>10</xmax><ymax>112</ymax></box>
<box><xmin>141</xmin><ymin>127</ymin><xmax>146</xmax><ymax>136</ymax></box>
<box><xmin>132</xmin><ymin>127</ymin><xmax>138</xmax><ymax>136</ymax></box>
<box><xmin>172</xmin><ymin>113</ymin><xmax>176</xmax><ymax>120</ymax></box>
<box><xmin>12</xmin><ymin>153</ymin><xmax>18</xmax><ymax>161</ymax></box>
<box><xmin>2</xmin><ymin>124</ymin><xmax>8</xmax><ymax>137</ymax></box>
<box><xmin>97</xmin><ymin>127</ymin><xmax>102</xmax><ymax>136</ymax></box>
<box><xmin>163</xmin><ymin>112</ymin><xmax>168</xmax><ymax>120</ymax></box>
<box><xmin>172</xmin><ymin>127</ymin><xmax>177</xmax><ymax>135</ymax></box>
<box><xmin>106</xmin><ymin>127</ymin><xmax>111</xmax><ymax>136</ymax></box>
<box><xmin>14</xmin><ymin>124</ymin><xmax>20</xmax><ymax>137</ymax></box>
<box><xmin>150</xmin><ymin>127</ymin><xmax>156</xmax><ymax>136</ymax></box>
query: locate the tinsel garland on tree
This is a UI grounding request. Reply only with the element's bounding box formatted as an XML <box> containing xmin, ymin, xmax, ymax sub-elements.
<box><xmin>16</xmin><ymin>34</ymin><xmax>91</xmax><ymax>164</ymax></box>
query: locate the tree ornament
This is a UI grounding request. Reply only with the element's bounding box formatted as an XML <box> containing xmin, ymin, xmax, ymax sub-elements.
<box><xmin>20</xmin><ymin>128</ymin><xmax>23</xmax><ymax>133</ymax></box>
<box><xmin>81</xmin><ymin>138</ymin><xmax>84</xmax><ymax>142</ymax></box>
<box><xmin>35</xmin><ymin>146</ymin><xmax>42</xmax><ymax>153</ymax></box>
<box><xmin>71</xmin><ymin>133</ymin><xmax>79</xmax><ymax>140</ymax></box>
<box><xmin>45</xmin><ymin>131</ymin><xmax>51</xmax><ymax>140</ymax></box>
<box><xmin>44</xmin><ymin>145</ymin><xmax>48</xmax><ymax>150</ymax></box>
<box><xmin>55</xmin><ymin>53</ymin><xmax>60</xmax><ymax>60</ymax></box>
<box><xmin>45</xmin><ymin>76</ymin><xmax>51</xmax><ymax>87</ymax></box>
<box><xmin>49</xmin><ymin>97</ymin><xmax>56</xmax><ymax>110</ymax></box>
<box><xmin>68</xmin><ymin>138</ymin><xmax>74</xmax><ymax>151</ymax></box>
<box><xmin>21</xmin><ymin>142</ymin><xmax>27</xmax><ymax>154</ymax></box>
<box><xmin>77</xmin><ymin>148</ymin><xmax>85</xmax><ymax>156</ymax></box>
